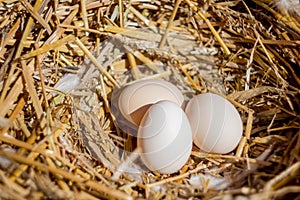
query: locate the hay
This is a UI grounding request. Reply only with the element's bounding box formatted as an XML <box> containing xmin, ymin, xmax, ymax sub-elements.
<box><xmin>0</xmin><ymin>0</ymin><xmax>299</xmax><ymax>199</ymax></box>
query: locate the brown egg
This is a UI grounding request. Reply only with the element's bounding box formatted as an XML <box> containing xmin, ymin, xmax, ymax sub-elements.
<box><xmin>185</xmin><ymin>93</ymin><xmax>243</xmax><ymax>154</ymax></box>
<box><xmin>118</xmin><ymin>79</ymin><xmax>184</xmax><ymax>125</ymax></box>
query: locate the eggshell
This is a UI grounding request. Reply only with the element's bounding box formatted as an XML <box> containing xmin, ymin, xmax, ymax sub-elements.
<box><xmin>185</xmin><ymin>93</ymin><xmax>243</xmax><ymax>154</ymax></box>
<box><xmin>138</xmin><ymin>100</ymin><xmax>192</xmax><ymax>174</ymax></box>
<box><xmin>118</xmin><ymin>79</ymin><xmax>184</xmax><ymax>125</ymax></box>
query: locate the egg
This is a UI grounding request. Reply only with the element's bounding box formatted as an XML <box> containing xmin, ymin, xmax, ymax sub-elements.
<box><xmin>138</xmin><ymin>100</ymin><xmax>192</xmax><ymax>174</ymax></box>
<box><xmin>185</xmin><ymin>93</ymin><xmax>243</xmax><ymax>154</ymax></box>
<box><xmin>118</xmin><ymin>79</ymin><xmax>184</xmax><ymax>125</ymax></box>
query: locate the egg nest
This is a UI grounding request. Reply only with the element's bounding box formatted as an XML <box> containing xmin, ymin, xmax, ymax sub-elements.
<box><xmin>0</xmin><ymin>0</ymin><xmax>299</xmax><ymax>199</ymax></box>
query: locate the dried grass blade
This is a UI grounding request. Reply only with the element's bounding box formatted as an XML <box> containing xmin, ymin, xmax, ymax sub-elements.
<box><xmin>126</xmin><ymin>52</ymin><xmax>140</xmax><ymax>80</ymax></box>
<box><xmin>0</xmin><ymin>97</ymin><xmax>26</xmax><ymax>135</ymax></box>
<box><xmin>184</xmin><ymin>0</ymin><xmax>231</xmax><ymax>56</ymax></box>
<box><xmin>46</xmin><ymin>6</ymin><xmax>78</xmax><ymax>44</ymax></box>
<box><xmin>9</xmin><ymin>125</ymin><xmax>65</xmax><ymax>181</ymax></box>
<box><xmin>20</xmin><ymin>34</ymin><xmax>75</xmax><ymax>60</ymax></box>
<box><xmin>131</xmin><ymin>49</ymin><xmax>158</xmax><ymax>71</ymax></box>
<box><xmin>21</xmin><ymin>60</ymin><xmax>44</xmax><ymax>127</ymax></box>
<box><xmin>228</xmin><ymin>86</ymin><xmax>279</xmax><ymax>102</ymax></box>
<box><xmin>252</xmin><ymin>0</ymin><xmax>300</xmax><ymax>34</ymax></box>
<box><xmin>264</xmin><ymin>161</ymin><xmax>300</xmax><ymax>191</ymax></box>
<box><xmin>0</xmin><ymin>75</ymin><xmax>24</xmax><ymax>117</ymax></box>
<box><xmin>0</xmin><ymin>18</ymin><xmax>21</xmax><ymax>58</ymax></box>
<box><xmin>36</xmin><ymin>55</ymin><xmax>49</xmax><ymax>108</ymax></box>
<box><xmin>159</xmin><ymin>0</ymin><xmax>182</xmax><ymax>48</ymax></box>
<box><xmin>0</xmin><ymin>0</ymin><xmax>43</xmax><ymax>104</ymax></box>
<box><xmin>80</xmin><ymin>0</ymin><xmax>89</xmax><ymax>36</ymax></box>
<box><xmin>255</xmin><ymin>31</ymin><xmax>288</xmax><ymax>87</ymax></box>
<box><xmin>128</xmin><ymin>6</ymin><xmax>151</xmax><ymax>27</ymax></box>
<box><xmin>0</xmin><ymin>170</ymin><xmax>29</xmax><ymax>197</ymax></box>
<box><xmin>0</xmin><ymin>124</ymin><xmax>67</xmax><ymax>157</ymax></box>
<box><xmin>103</xmin><ymin>25</ymin><xmax>161</xmax><ymax>42</ymax></box>
<box><xmin>0</xmin><ymin>150</ymin><xmax>133</xmax><ymax>200</ymax></box>
<box><xmin>147</xmin><ymin>164</ymin><xmax>208</xmax><ymax>188</ymax></box>
<box><xmin>74</xmin><ymin>37</ymin><xmax>120</xmax><ymax>88</ymax></box>
<box><xmin>174</xmin><ymin>58</ymin><xmax>201</xmax><ymax>91</ymax></box>
<box><xmin>15</xmin><ymin>0</ymin><xmax>43</xmax><ymax>57</ymax></box>
<box><xmin>228</xmin><ymin>37</ymin><xmax>299</xmax><ymax>46</ymax></box>
<box><xmin>118</xmin><ymin>0</ymin><xmax>124</xmax><ymax>27</ymax></box>
<box><xmin>268</xmin><ymin>47</ymin><xmax>300</xmax><ymax>86</ymax></box>
<box><xmin>245</xmin><ymin>37</ymin><xmax>259</xmax><ymax>91</ymax></box>
<box><xmin>20</xmin><ymin>0</ymin><xmax>52</xmax><ymax>35</ymax></box>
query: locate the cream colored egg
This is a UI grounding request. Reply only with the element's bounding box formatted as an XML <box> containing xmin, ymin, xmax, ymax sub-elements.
<box><xmin>118</xmin><ymin>79</ymin><xmax>184</xmax><ymax>125</ymax></box>
<box><xmin>185</xmin><ymin>93</ymin><xmax>243</xmax><ymax>154</ymax></box>
<box><xmin>138</xmin><ymin>100</ymin><xmax>192</xmax><ymax>174</ymax></box>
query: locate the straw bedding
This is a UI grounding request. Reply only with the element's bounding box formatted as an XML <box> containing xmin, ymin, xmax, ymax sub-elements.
<box><xmin>0</xmin><ymin>0</ymin><xmax>299</xmax><ymax>199</ymax></box>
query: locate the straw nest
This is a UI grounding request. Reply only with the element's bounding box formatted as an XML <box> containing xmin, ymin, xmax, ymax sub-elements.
<box><xmin>0</xmin><ymin>0</ymin><xmax>299</xmax><ymax>199</ymax></box>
